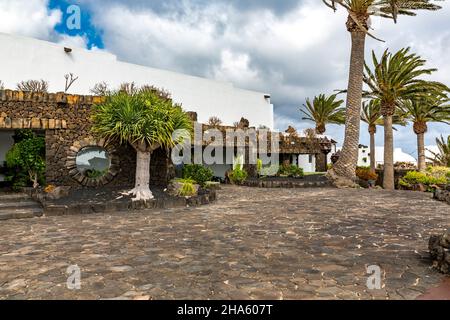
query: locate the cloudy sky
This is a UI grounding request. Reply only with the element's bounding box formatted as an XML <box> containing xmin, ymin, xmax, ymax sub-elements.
<box><xmin>0</xmin><ymin>0</ymin><xmax>449</xmax><ymax>156</ymax></box>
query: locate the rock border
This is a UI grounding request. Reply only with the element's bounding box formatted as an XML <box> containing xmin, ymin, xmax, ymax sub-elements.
<box><xmin>434</xmin><ymin>187</ymin><xmax>450</xmax><ymax>205</ymax></box>
<box><xmin>28</xmin><ymin>189</ymin><xmax>217</xmax><ymax>217</ymax></box>
<box><xmin>66</xmin><ymin>138</ymin><xmax>121</xmax><ymax>187</ymax></box>
<box><xmin>242</xmin><ymin>178</ymin><xmax>331</xmax><ymax>189</ymax></box>
<box><xmin>429</xmin><ymin>229</ymin><xmax>450</xmax><ymax>274</ymax></box>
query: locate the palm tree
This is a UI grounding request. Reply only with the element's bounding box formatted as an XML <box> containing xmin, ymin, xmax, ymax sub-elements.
<box><xmin>91</xmin><ymin>88</ymin><xmax>192</xmax><ymax>201</ymax></box>
<box><xmin>361</xmin><ymin>99</ymin><xmax>407</xmax><ymax>173</ymax></box>
<box><xmin>323</xmin><ymin>0</ymin><xmax>443</xmax><ymax>185</ymax></box>
<box><xmin>401</xmin><ymin>93</ymin><xmax>450</xmax><ymax>171</ymax></box>
<box><xmin>363</xmin><ymin>48</ymin><xmax>447</xmax><ymax>189</ymax></box>
<box><xmin>301</xmin><ymin>94</ymin><xmax>345</xmax><ymax>134</ymax></box>
<box><xmin>428</xmin><ymin>135</ymin><xmax>450</xmax><ymax>167</ymax></box>
<box><xmin>361</xmin><ymin>100</ymin><xmax>383</xmax><ymax>173</ymax></box>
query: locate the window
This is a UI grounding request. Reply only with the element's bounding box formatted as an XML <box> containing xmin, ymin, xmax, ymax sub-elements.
<box><xmin>76</xmin><ymin>146</ymin><xmax>111</xmax><ymax>179</ymax></box>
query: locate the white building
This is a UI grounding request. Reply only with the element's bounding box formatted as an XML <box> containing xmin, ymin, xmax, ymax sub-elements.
<box><xmin>0</xmin><ymin>33</ymin><xmax>276</xmax><ymax>182</ymax></box>
<box><xmin>296</xmin><ymin>154</ymin><xmax>317</xmax><ymax>173</ymax></box>
<box><xmin>0</xmin><ymin>33</ymin><xmax>274</xmax><ymax>129</ymax></box>
<box><xmin>356</xmin><ymin>145</ymin><xmax>417</xmax><ymax>167</ymax></box>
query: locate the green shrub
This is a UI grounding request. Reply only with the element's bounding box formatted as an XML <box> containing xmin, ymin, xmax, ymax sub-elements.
<box><xmin>356</xmin><ymin>167</ymin><xmax>378</xmax><ymax>181</ymax></box>
<box><xmin>259</xmin><ymin>164</ymin><xmax>279</xmax><ymax>177</ymax></box>
<box><xmin>426</xmin><ymin>166</ymin><xmax>450</xmax><ymax>181</ymax></box>
<box><xmin>170</xmin><ymin>178</ymin><xmax>197</xmax><ymax>197</ymax></box>
<box><xmin>233</xmin><ymin>155</ymin><xmax>244</xmax><ymax>171</ymax></box>
<box><xmin>6</xmin><ymin>132</ymin><xmax>45</xmax><ymax>189</ymax></box>
<box><xmin>182</xmin><ymin>164</ymin><xmax>213</xmax><ymax>187</ymax></box>
<box><xmin>85</xmin><ymin>169</ymin><xmax>108</xmax><ymax>179</ymax></box>
<box><xmin>178</xmin><ymin>181</ymin><xmax>197</xmax><ymax>197</ymax></box>
<box><xmin>278</xmin><ymin>164</ymin><xmax>304</xmax><ymax>178</ymax></box>
<box><xmin>12</xmin><ymin>129</ymin><xmax>35</xmax><ymax>143</ymax></box>
<box><xmin>257</xmin><ymin>159</ymin><xmax>263</xmax><ymax>175</ymax></box>
<box><xmin>399</xmin><ymin>170</ymin><xmax>447</xmax><ymax>192</ymax></box>
<box><xmin>228</xmin><ymin>168</ymin><xmax>248</xmax><ymax>185</ymax></box>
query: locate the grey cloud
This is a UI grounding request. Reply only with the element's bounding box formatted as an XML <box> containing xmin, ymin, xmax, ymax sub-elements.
<box><xmin>78</xmin><ymin>0</ymin><xmax>450</xmax><ymax>152</ymax></box>
<box><xmin>79</xmin><ymin>0</ymin><xmax>303</xmax><ymax>16</ymax></box>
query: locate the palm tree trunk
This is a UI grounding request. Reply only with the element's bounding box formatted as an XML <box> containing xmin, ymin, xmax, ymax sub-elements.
<box><xmin>370</xmin><ymin>131</ymin><xmax>376</xmax><ymax>173</ymax></box>
<box><xmin>383</xmin><ymin>115</ymin><xmax>395</xmax><ymax>190</ymax></box>
<box><xmin>329</xmin><ymin>30</ymin><xmax>366</xmax><ymax>185</ymax></box>
<box><xmin>129</xmin><ymin>150</ymin><xmax>154</xmax><ymax>201</ymax></box>
<box><xmin>417</xmin><ymin>132</ymin><xmax>426</xmax><ymax>172</ymax></box>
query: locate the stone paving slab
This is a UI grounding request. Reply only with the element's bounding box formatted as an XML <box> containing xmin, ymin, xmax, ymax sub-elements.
<box><xmin>0</xmin><ymin>186</ymin><xmax>449</xmax><ymax>300</ymax></box>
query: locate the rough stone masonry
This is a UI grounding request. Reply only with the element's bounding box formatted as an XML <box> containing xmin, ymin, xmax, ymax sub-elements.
<box><xmin>0</xmin><ymin>90</ymin><xmax>172</xmax><ymax>189</ymax></box>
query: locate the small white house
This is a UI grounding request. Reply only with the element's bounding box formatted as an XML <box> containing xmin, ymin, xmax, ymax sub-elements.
<box><xmin>355</xmin><ymin>145</ymin><xmax>417</xmax><ymax>167</ymax></box>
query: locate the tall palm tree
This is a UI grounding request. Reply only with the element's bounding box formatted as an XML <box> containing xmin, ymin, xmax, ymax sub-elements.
<box><xmin>301</xmin><ymin>94</ymin><xmax>345</xmax><ymax>134</ymax></box>
<box><xmin>361</xmin><ymin>100</ymin><xmax>383</xmax><ymax>173</ymax></box>
<box><xmin>400</xmin><ymin>93</ymin><xmax>450</xmax><ymax>171</ymax></box>
<box><xmin>364</xmin><ymin>48</ymin><xmax>447</xmax><ymax>189</ymax></box>
<box><xmin>92</xmin><ymin>88</ymin><xmax>192</xmax><ymax>201</ymax></box>
<box><xmin>323</xmin><ymin>0</ymin><xmax>443</xmax><ymax>185</ymax></box>
<box><xmin>427</xmin><ymin>135</ymin><xmax>450</xmax><ymax>167</ymax></box>
<box><xmin>361</xmin><ymin>99</ymin><xmax>407</xmax><ymax>173</ymax></box>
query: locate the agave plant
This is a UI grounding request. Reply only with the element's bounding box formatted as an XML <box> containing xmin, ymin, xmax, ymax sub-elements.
<box><xmin>91</xmin><ymin>87</ymin><xmax>193</xmax><ymax>201</ymax></box>
<box><xmin>427</xmin><ymin>135</ymin><xmax>450</xmax><ymax>167</ymax></box>
<box><xmin>323</xmin><ymin>0</ymin><xmax>444</xmax><ymax>185</ymax></box>
<box><xmin>301</xmin><ymin>94</ymin><xmax>345</xmax><ymax>134</ymax></box>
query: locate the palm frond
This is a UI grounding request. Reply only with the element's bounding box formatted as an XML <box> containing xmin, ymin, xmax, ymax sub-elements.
<box><xmin>91</xmin><ymin>88</ymin><xmax>193</xmax><ymax>152</ymax></box>
<box><xmin>301</xmin><ymin>93</ymin><xmax>345</xmax><ymax>134</ymax></box>
<box><xmin>427</xmin><ymin>135</ymin><xmax>450</xmax><ymax>166</ymax></box>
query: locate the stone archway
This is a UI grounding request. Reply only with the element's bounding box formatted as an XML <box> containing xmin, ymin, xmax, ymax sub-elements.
<box><xmin>65</xmin><ymin>137</ymin><xmax>121</xmax><ymax>187</ymax></box>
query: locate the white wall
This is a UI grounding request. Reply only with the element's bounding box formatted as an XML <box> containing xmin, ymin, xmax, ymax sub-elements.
<box><xmin>358</xmin><ymin>146</ymin><xmax>370</xmax><ymax>167</ymax></box>
<box><xmin>298</xmin><ymin>154</ymin><xmax>316</xmax><ymax>173</ymax></box>
<box><xmin>0</xmin><ymin>33</ymin><xmax>274</xmax><ymax>129</ymax></box>
<box><xmin>0</xmin><ymin>131</ymin><xmax>14</xmax><ymax>182</ymax></box>
<box><xmin>355</xmin><ymin>146</ymin><xmax>418</xmax><ymax>167</ymax></box>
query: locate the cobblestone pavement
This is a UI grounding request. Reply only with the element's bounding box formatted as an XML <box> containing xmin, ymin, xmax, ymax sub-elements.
<box><xmin>0</xmin><ymin>186</ymin><xmax>449</xmax><ymax>300</ymax></box>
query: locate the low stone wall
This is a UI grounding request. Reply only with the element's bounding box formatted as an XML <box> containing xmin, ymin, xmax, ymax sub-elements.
<box><xmin>29</xmin><ymin>189</ymin><xmax>217</xmax><ymax>216</ymax></box>
<box><xmin>0</xmin><ymin>90</ymin><xmax>171</xmax><ymax>188</ymax></box>
<box><xmin>434</xmin><ymin>187</ymin><xmax>450</xmax><ymax>205</ymax></box>
<box><xmin>242</xmin><ymin>177</ymin><xmax>330</xmax><ymax>189</ymax></box>
<box><xmin>375</xmin><ymin>169</ymin><xmax>411</xmax><ymax>188</ymax></box>
<box><xmin>429</xmin><ymin>230</ymin><xmax>450</xmax><ymax>274</ymax></box>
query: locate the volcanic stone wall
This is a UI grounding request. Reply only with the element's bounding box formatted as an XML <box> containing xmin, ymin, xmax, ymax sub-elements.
<box><xmin>0</xmin><ymin>90</ymin><xmax>171</xmax><ymax>188</ymax></box>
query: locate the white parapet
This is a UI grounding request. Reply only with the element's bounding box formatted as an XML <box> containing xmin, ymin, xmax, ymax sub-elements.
<box><xmin>0</xmin><ymin>32</ymin><xmax>274</xmax><ymax>130</ymax></box>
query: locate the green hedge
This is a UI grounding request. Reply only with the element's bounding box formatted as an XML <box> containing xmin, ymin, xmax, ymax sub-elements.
<box><xmin>182</xmin><ymin>164</ymin><xmax>213</xmax><ymax>187</ymax></box>
<box><xmin>278</xmin><ymin>164</ymin><xmax>304</xmax><ymax>178</ymax></box>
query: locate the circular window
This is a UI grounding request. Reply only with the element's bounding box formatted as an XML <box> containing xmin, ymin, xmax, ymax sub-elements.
<box><xmin>76</xmin><ymin>146</ymin><xmax>111</xmax><ymax>179</ymax></box>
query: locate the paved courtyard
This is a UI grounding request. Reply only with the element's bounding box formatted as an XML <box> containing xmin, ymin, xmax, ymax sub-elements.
<box><xmin>0</xmin><ymin>185</ymin><xmax>449</xmax><ymax>300</ymax></box>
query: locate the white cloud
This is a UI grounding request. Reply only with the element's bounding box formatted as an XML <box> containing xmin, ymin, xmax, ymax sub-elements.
<box><xmin>0</xmin><ymin>0</ymin><xmax>92</xmax><ymax>50</ymax></box>
<box><xmin>213</xmin><ymin>50</ymin><xmax>260</xmax><ymax>86</ymax></box>
<box><xmin>0</xmin><ymin>0</ymin><xmax>61</xmax><ymax>39</ymax></box>
<box><xmin>1</xmin><ymin>0</ymin><xmax>449</xmax><ymax>152</ymax></box>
